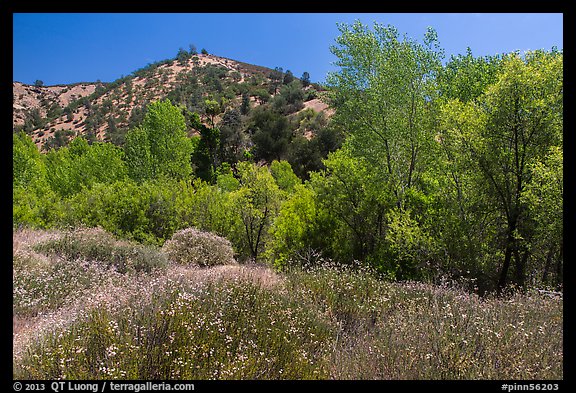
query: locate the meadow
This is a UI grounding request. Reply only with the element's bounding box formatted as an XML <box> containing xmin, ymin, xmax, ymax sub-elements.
<box><xmin>13</xmin><ymin>227</ymin><xmax>563</xmax><ymax>380</ymax></box>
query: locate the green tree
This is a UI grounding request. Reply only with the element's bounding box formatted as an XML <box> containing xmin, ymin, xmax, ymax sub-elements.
<box><xmin>249</xmin><ymin>107</ymin><xmax>292</xmax><ymax>162</ymax></box>
<box><xmin>270</xmin><ymin>160</ymin><xmax>300</xmax><ymax>193</ymax></box>
<box><xmin>327</xmin><ymin>21</ymin><xmax>444</xmax><ymax>210</ymax></box>
<box><xmin>301</xmin><ymin>71</ymin><xmax>311</xmax><ymax>87</ymax></box>
<box><xmin>440</xmin><ymin>50</ymin><xmax>563</xmax><ymax>291</ymax></box>
<box><xmin>124</xmin><ymin>126</ymin><xmax>154</xmax><ymax>182</ymax></box>
<box><xmin>309</xmin><ymin>147</ymin><xmax>394</xmax><ymax>268</ymax></box>
<box><xmin>521</xmin><ymin>147</ymin><xmax>563</xmax><ymax>288</ymax></box>
<box><xmin>283</xmin><ymin>70</ymin><xmax>294</xmax><ymax>85</ymax></box>
<box><xmin>218</xmin><ymin>108</ymin><xmax>246</xmax><ymax>164</ymax></box>
<box><xmin>189</xmin><ymin>111</ymin><xmax>220</xmax><ymax>182</ymax></box>
<box><xmin>266</xmin><ymin>184</ymin><xmax>318</xmax><ymax>268</ymax></box>
<box><xmin>240</xmin><ymin>92</ymin><xmax>251</xmax><ymax>115</ymax></box>
<box><xmin>230</xmin><ymin>162</ymin><xmax>281</xmax><ymax>261</ymax></box>
<box><xmin>125</xmin><ymin>100</ymin><xmax>193</xmax><ymax>181</ymax></box>
<box><xmin>44</xmin><ymin>137</ymin><xmax>128</xmax><ymax>197</ymax></box>
<box><xmin>13</xmin><ymin>132</ymin><xmax>62</xmax><ymax>227</ymax></box>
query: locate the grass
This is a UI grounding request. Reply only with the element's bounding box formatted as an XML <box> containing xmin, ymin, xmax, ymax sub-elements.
<box><xmin>13</xmin><ymin>228</ymin><xmax>563</xmax><ymax>380</ymax></box>
<box><xmin>32</xmin><ymin>227</ymin><xmax>168</xmax><ymax>273</ymax></box>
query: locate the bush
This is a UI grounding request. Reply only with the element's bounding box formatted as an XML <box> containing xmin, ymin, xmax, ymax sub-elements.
<box><xmin>162</xmin><ymin>227</ymin><xmax>235</xmax><ymax>267</ymax></box>
<box><xmin>33</xmin><ymin>227</ymin><xmax>167</xmax><ymax>273</ymax></box>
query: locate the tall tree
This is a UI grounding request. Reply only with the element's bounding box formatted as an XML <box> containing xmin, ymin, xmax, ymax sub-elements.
<box><xmin>230</xmin><ymin>162</ymin><xmax>281</xmax><ymax>261</ymax></box>
<box><xmin>440</xmin><ymin>50</ymin><xmax>563</xmax><ymax>291</ymax></box>
<box><xmin>124</xmin><ymin>100</ymin><xmax>193</xmax><ymax>181</ymax></box>
<box><xmin>301</xmin><ymin>71</ymin><xmax>311</xmax><ymax>87</ymax></box>
<box><xmin>326</xmin><ymin>21</ymin><xmax>444</xmax><ymax>210</ymax></box>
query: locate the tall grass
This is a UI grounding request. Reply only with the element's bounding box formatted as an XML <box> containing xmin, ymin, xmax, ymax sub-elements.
<box><xmin>14</xmin><ymin>269</ymin><xmax>333</xmax><ymax>379</ymax></box>
<box><xmin>32</xmin><ymin>227</ymin><xmax>168</xmax><ymax>273</ymax></box>
<box><xmin>285</xmin><ymin>264</ymin><xmax>563</xmax><ymax>379</ymax></box>
<box><xmin>13</xmin><ymin>229</ymin><xmax>562</xmax><ymax>380</ymax></box>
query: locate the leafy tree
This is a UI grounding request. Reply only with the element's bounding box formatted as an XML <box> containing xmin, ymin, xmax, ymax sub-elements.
<box><xmin>273</xmin><ymin>80</ymin><xmax>304</xmax><ymax>114</ymax></box>
<box><xmin>439</xmin><ymin>47</ymin><xmax>502</xmax><ymax>103</ymax></box>
<box><xmin>283</xmin><ymin>70</ymin><xmax>294</xmax><ymax>85</ymax></box>
<box><xmin>521</xmin><ymin>147</ymin><xmax>563</xmax><ymax>288</ymax></box>
<box><xmin>189</xmin><ymin>111</ymin><xmax>220</xmax><ymax>182</ymax></box>
<box><xmin>240</xmin><ymin>92</ymin><xmax>251</xmax><ymax>115</ymax></box>
<box><xmin>249</xmin><ymin>107</ymin><xmax>292</xmax><ymax>162</ymax></box>
<box><xmin>218</xmin><ymin>108</ymin><xmax>246</xmax><ymax>164</ymax></box>
<box><xmin>201</xmin><ymin>48</ymin><xmax>209</xmax><ymax>55</ymax></box>
<box><xmin>124</xmin><ymin>126</ymin><xmax>153</xmax><ymax>182</ymax></box>
<box><xmin>230</xmin><ymin>162</ymin><xmax>281</xmax><ymax>261</ymax></box>
<box><xmin>34</xmin><ymin>80</ymin><xmax>44</xmax><ymax>87</ymax></box>
<box><xmin>270</xmin><ymin>160</ymin><xmax>300</xmax><ymax>193</ymax></box>
<box><xmin>269</xmin><ymin>66</ymin><xmax>284</xmax><ymax>94</ymax></box>
<box><xmin>252</xmin><ymin>88</ymin><xmax>271</xmax><ymax>105</ymax></box>
<box><xmin>204</xmin><ymin>99</ymin><xmax>221</xmax><ymax>128</ymax></box>
<box><xmin>440</xmin><ymin>50</ymin><xmax>563</xmax><ymax>291</ymax></box>
<box><xmin>327</xmin><ymin>21</ymin><xmax>443</xmax><ymax>211</ymax></box>
<box><xmin>44</xmin><ymin>137</ymin><xmax>128</xmax><ymax>197</ymax></box>
<box><xmin>124</xmin><ymin>100</ymin><xmax>193</xmax><ymax>181</ymax></box>
<box><xmin>13</xmin><ymin>131</ymin><xmax>47</xmax><ymax>189</ymax></box>
<box><xmin>301</xmin><ymin>71</ymin><xmax>311</xmax><ymax>87</ymax></box>
<box><xmin>288</xmin><ymin>124</ymin><xmax>344</xmax><ymax>180</ymax></box>
<box><xmin>309</xmin><ymin>147</ymin><xmax>394</xmax><ymax>268</ymax></box>
<box><xmin>266</xmin><ymin>184</ymin><xmax>319</xmax><ymax>268</ymax></box>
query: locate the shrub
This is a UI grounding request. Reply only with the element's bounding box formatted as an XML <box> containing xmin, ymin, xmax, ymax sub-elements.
<box><xmin>162</xmin><ymin>227</ymin><xmax>235</xmax><ymax>267</ymax></box>
<box><xmin>33</xmin><ymin>227</ymin><xmax>167</xmax><ymax>273</ymax></box>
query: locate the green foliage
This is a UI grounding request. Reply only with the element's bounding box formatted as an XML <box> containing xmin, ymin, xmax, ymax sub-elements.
<box><xmin>124</xmin><ymin>100</ymin><xmax>193</xmax><ymax>181</ymax></box>
<box><xmin>439</xmin><ymin>47</ymin><xmax>502</xmax><ymax>103</ymax></box>
<box><xmin>12</xmin><ymin>23</ymin><xmax>563</xmax><ymax>295</ymax></box>
<box><xmin>266</xmin><ymin>184</ymin><xmax>318</xmax><ymax>269</ymax></box>
<box><xmin>178</xmin><ymin>179</ymin><xmax>238</xmax><ymax>242</ymax></box>
<box><xmin>440</xmin><ymin>50</ymin><xmax>563</xmax><ymax>290</ymax></box>
<box><xmin>301</xmin><ymin>71</ymin><xmax>311</xmax><ymax>87</ymax></box>
<box><xmin>13</xmin><ymin>131</ymin><xmax>47</xmax><ymax>189</ymax></box>
<box><xmin>124</xmin><ymin>126</ymin><xmax>154</xmax><ymax>182</ymax></box>
<box><xmin>189</xmin><ymin>111</ymin><xmax>220</xmax><ymax>182</ymax></box>
<box><xmin>33</xmin><ymin>227</ymin><xmax>168</xmax><ymax>274</ymax></box>
<box><xmin>218</xmin><ymin>108</ymin><xmax>246</xmax><ymax>164</ymax></box>
<box><xmin>328</xmin><ymin>21</ymin><xmax>443</xmax><ymax>209</ymax></box>
<box><xmin>44</xmin><ymin>138</ymin><xmax>128</xmax><ymax>198</ymax></box>
<box><xmin>270</xmin><ymin>160</ymin><xmax>300</xmax><ymax>192</ymax></box>
<box><xmin>249</xmin><ymin>107</ymin><xmax>292</xmax><ymax>162</ymax></box>
<box><xmin>144</xmin><ymin>100</ymin><xmax>193</xmax><ymax>179</ymax></box>
<box><xmin>62</xmin><ymin>179</ymin><xmax>187</xmax><ymax>245</ymax></box>
<box><xmin>230</xmin><ymin>162</ymin><xmax>282</xmax><ymax>261</ymax></box>
<box><xmin>309</xmin><ymin>147</ymin><xmax>393</xmax><ymax>266</ymax></box>
<box><xmin>273</xmin><ymin>80</ymin><xmax>304</xmax><ymax>114</ymax></box>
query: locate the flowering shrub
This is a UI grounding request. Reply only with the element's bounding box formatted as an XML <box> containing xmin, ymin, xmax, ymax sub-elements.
<box><xmin>33</xmin><ymin>227</ymin><xmax>167</xmax><ymax>273</ymax></box>
<box><xmin>162</xmin><ymin>227</ymin><xmax>235</xmax><ymax>267</ymax></box>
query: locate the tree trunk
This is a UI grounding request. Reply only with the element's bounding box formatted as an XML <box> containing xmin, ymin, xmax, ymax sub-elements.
<box><xmin>497</xmin><ymin>223</ymin><xmax>516</xmax><ymax>294</ymax></box>
<box><xmin>542</xmin><ymin>245</ymin><xmax>554</xmax><ymax>285</ymax></box>
<box><xmin>513</xmin><ymin>247</ymin><xmax>529</xmax><ymax>288</ymax></box>
<box><xmin>555</xmin><ymin>241</ymin><xmax>563</xmax><ymax>289</ymax></box>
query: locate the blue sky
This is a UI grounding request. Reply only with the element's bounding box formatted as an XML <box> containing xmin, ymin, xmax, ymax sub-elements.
<box><xmin>13</xmin><ymin>13</ymin><xmax>563</xmax><ymax>86</ymax></box>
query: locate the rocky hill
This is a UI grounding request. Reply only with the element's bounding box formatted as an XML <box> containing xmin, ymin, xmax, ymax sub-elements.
<box><xmin>13</xmin><ymin>53</ymin><xmax>331</xmax><ymax>151</ymax></box>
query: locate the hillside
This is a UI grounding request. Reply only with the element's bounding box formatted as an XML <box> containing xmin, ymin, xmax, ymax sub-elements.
<box><xmin>13</xmin><ymin>53</ymin><xmax>331</xmax><ymax>151</ymax></box>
